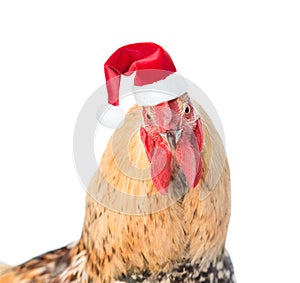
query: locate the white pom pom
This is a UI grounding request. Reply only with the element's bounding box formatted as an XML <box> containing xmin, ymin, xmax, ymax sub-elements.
<box><xmin>97</xmin><ymin>104</ymin><xmax>125</xmax><ymax>129</ymax></box>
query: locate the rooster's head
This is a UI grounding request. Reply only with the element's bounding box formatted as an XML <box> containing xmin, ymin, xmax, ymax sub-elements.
<box><xmin>100</xmin><ymin>43</ymin><xmax>204</xmax><ymax>195</ymax></box>
<box><xmin>140</xmin><ymin>94</ymin><xmax>203</xmax><ymax>195</ymax></box>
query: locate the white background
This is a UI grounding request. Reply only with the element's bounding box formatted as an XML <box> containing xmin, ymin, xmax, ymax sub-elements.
<box><xmin>0</xmin><ymin>1</ymin><xmax>300</xmax><ymax>282</ymax></box>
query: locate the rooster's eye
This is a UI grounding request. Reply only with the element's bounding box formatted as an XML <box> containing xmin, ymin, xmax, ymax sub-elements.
<box><xmin>146</xmin><ymin>113</ymin><xmax>151</xmax><ymax>120</ymax></box>
<box><xmin>185</xmin><ymin>105</ymin><xmax>190</xmax><ymax>114</ymax></box>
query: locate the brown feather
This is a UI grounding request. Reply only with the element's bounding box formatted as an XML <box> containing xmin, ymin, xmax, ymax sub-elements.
<box><xmin>79</xmin><ymin>100</ymin><xmax>231</xmax><ymax>281</ymax></box>
<box><xmin>0</xmin><ymin>96</ymin><xmax>232</xmax><ymax>283</ymax></box>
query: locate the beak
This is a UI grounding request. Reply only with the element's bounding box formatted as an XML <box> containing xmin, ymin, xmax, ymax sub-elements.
<box><xmin>159</xmin><ymin>129</ymin><xmax>183</xmax><ymax>150</ymax></box>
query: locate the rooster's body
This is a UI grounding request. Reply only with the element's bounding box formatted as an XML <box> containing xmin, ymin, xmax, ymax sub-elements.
<box><xmin>0</xmin><ymin>98</ymin><xmax>235</xmax><ymax>282</ymax></box>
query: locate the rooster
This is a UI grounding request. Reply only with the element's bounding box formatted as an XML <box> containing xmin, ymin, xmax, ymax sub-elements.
<box><xmin>0</xmin><ymin>43</ymin><xmax>235</xmax><ymax>283</ymax></box>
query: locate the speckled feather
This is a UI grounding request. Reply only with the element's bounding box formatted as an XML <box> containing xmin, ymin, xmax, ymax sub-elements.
<box><xmin>0</xmin><ymin>96</ymin><xmax>235</xmax><ymax>283</ymax></box>
<box><xmin>118</xmin><ymin>250</ymin><xmax>235</xmax><ymax>283</ymax></box>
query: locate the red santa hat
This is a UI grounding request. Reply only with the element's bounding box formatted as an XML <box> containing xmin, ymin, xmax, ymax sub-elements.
<box><xmin>98</xmin><ymin>42</ymin><xmax>187</xmax><ymax>128</ymax></box>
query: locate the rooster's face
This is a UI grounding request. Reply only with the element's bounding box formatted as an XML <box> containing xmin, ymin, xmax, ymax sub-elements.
<box><xmin>140</xmin><ymin>94</ymin><xmax>203</xmax><ymax>195</ymax></box>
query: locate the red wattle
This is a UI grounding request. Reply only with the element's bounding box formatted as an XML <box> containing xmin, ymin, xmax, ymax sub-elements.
<box><xmin>176</xmin><ymin>125</ymin><xmax>202</xmax><ymax>189</ymax></box>
<box><xmin>150</xmin><ymin>143</ymin><xmax>171</xmax><ymax>194</ymax></box>
<box><xmin>140</xmin><ymin>127</ymin><xmax>172</xmax><ymax>194</ymax></box>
